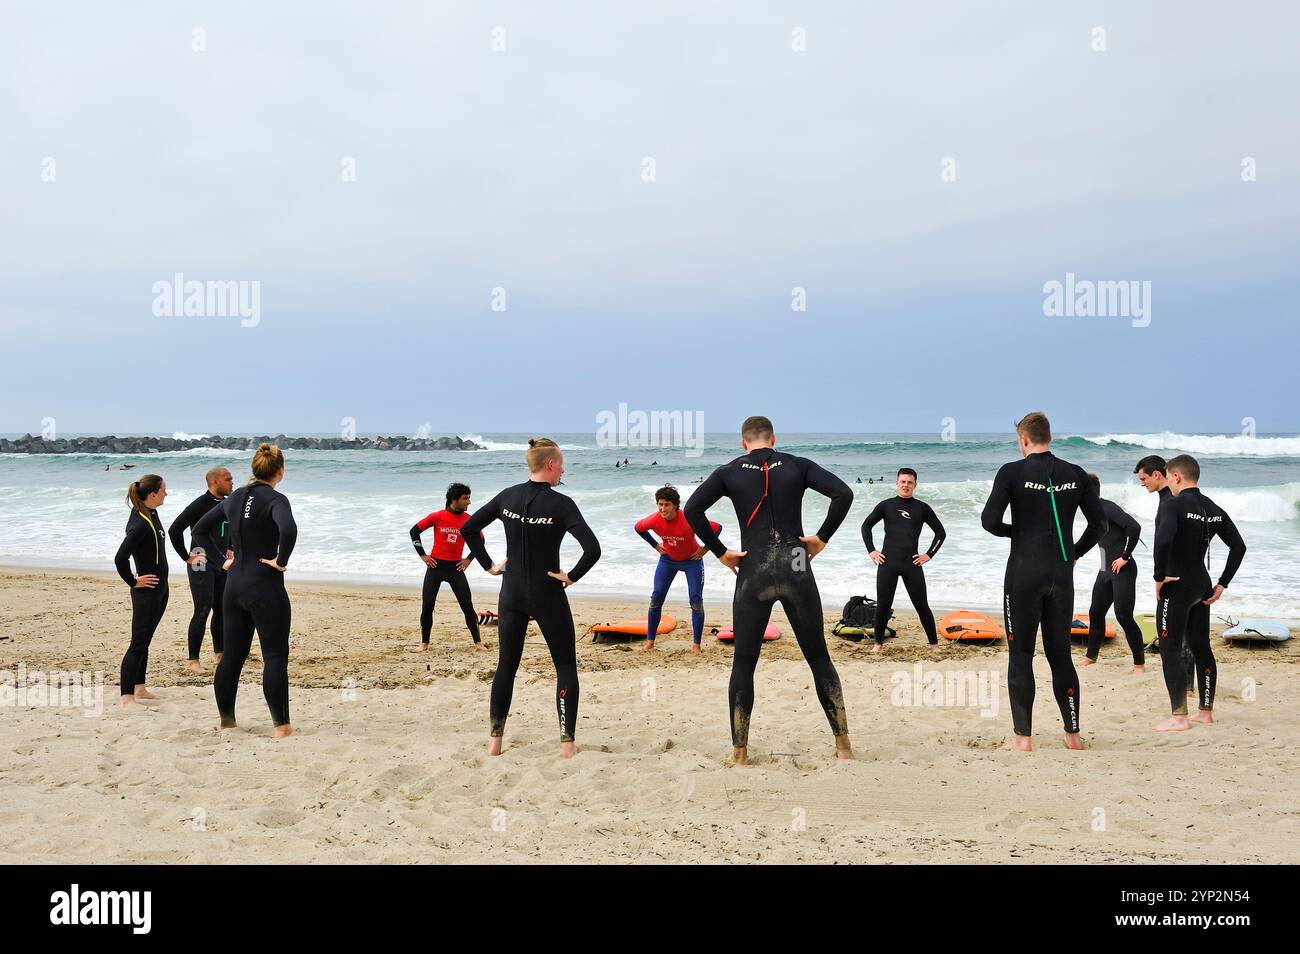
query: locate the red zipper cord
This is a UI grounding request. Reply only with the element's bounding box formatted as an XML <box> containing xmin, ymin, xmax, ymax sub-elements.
<box><xmin>746</xmin><ymin>461</ymin><xmax>770</xmax><ymax>527</ymax></box>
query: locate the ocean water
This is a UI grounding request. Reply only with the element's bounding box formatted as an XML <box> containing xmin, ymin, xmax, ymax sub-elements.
<box><xmin>2</xmin><ymin>431</ymin><xmax>1297</xmax><ymax>621</ymax></box>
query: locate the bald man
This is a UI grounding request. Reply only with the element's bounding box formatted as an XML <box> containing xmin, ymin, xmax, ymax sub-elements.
<box><xmin>168</xmin><ymin>466</ymin><xmax>234</xmax><ymax>672</ymax></box>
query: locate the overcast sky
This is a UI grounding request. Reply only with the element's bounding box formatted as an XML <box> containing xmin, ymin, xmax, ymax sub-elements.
<box><xmin>2</xmin><ymin>1</ymin><xmax>1297</xmax><ymax>437</ymax></box>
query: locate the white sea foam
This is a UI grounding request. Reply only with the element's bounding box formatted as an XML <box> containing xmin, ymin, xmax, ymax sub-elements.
<box><xmin>1080</xmin><ymin>432</ymin><xmax>1300</xmax><ymax>457</ymax></box>
<box><xmin>459</xmin><ymin>433</ymin><xmax>590</xmax><ymax>452</ymax></box>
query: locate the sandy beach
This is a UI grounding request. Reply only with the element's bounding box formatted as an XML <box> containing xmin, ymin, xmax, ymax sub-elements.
<box><xmin>2</xmin><ymin>565</ymin><xmax>1297</xmax><ymax>864</ymax></box>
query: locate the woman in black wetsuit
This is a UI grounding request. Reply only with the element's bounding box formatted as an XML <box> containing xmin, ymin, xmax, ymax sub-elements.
<box><xmin>114</xmin><ymin>474</ymin><xmax>170</xmax><ymax>708</ymax></box>
<box><xmin>461</xmin><ymin>438</ymin><xmax>601</xmax><ymax>759</ymax></box>
<box><xmin>194</xmin><ymin>443</ymin><xmax>298</xmax><ymax>737</ymax></box>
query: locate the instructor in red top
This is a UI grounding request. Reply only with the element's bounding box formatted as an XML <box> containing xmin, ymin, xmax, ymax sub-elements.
<box><xmin>409</xmin><ymin>482</ymin><xmax>485</xmax><ymax>650</ymax></box>
<box><xmin>634</xmin><ymin>485</ymin><xmax>721</xmax><ymax>653</ymax></box>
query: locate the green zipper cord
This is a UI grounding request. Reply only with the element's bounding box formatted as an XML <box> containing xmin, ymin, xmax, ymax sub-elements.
<box><xmin>1047</xmin><ymin>481</ymin><xmax>1068</xmax><ymax>562</ymax></box>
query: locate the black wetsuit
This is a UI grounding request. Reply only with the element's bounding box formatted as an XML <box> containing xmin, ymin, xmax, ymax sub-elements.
<box><xmin>1085</xmin><ymin>498</ymin><xmax>1144</xmax><ymax>664</ymax></box>
<box><xmin>461</xmin><ymin>481</ymin><xmax>601</xmax><ymax>742</ymax></box>
<box><xmin>1150</xmin><ymin>486</ymin><xmax>1196</xmax><ymax>688</ymax></box>
<box><xmin>194</xmin><ymin>481</ymin><xmax>297</xmax><ymax>727</ymax></box>
<box><xmin>981</xmin><ymin>451</ymin><xmax>1106</xmax><ymax>736</ymax></box>
<box><xmin>114</xmin><ymin>508</ymin><xmax>169</xmax><ymax>697</ymax></box>
<box><xmin>1153</xmin><ymin>487</ymin><xmax>1246</xmax><ymax>714</ymax></box>
<box><xmin>684</xmin><ymin>447</ymin><xmax>852</xmax><ymax>748</ymax></box>
<box><xmin>861</xmin><ymin>496</ymin><xmax>945</xmax><ymax>644</ymax></box>
<box><xmin>168</xmin><ymin>491</ymin><xmax>229</xmax><ymax>660</ymax></box>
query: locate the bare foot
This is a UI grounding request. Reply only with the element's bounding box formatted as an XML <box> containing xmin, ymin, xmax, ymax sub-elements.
<box><xmin>1010</xmin><ymin>733</ymin><xmax>1033</xmax><ymax>752</ymax></box>
<box><xmin>420</xmin><ymin>643</ymin><xmax>430</xmax><ymax>652</ymax></box>
<box><xmin>731</xmin><ymin>746</ymin><xmax>749</xmax><ymax>765</ymax></box>
<box><xmin>559</xmin><ymin>740</ymin><xmax>579</xmax><ymax>759</ymax></box>
<box><xmin>219</xmin><ymin>719</ymin><xmax>237</xmax><ymax>730</ymax></box>
<box><xmin>1079</xmin><ymin>656</ymin><xmax>1097</xmax><ymax>667</ymax></box>
<box><xmin>691</xmin><ymin>643</ymin><xmax>702</xmax><ymax>654</ymax></box>
<box><xmin>1063</xmin><ymin>733</ymin><xmax>1084</xmax><ymax>750</ymax></box>
<box><xmin>121</xmin><ymin>695</ymin><xmax>138</xmax><ymax>709</ymax></box>
<box><xmin>473</xmin><ymin>641</ymin><xmax>488</xmax><ymax>651</ymax></box>
<box><xmin>1189</xmin><ymin>709</ymin><xmax>1214</xmax><ymax>725</ymax></box>
<box><xmin>487</xmin><ymin>736</ymin><xmax>503</xmax><ymax>756</ymax></box>
<box><xmin>187</xmin><ymin>659</ymin><xmax>205</xmax><ymax>674</ymax></box>
<box><xmin>929</xmin><ymin>644</ymin><xmax>940</xmax><ymax>654</ymax></box>
<box><xmin>870</xmin><ymin>643</ymin><xmax>883</xmax><ymax>654</ymax></box>
<box><xmin>641</xmin><ymin>640</ymin><xmax>656</xmax><ymax>652</ymax></box>
<box><xmin>1129</xmin><ymin>665</ymin><xmax>1146</xmax><ymax>674</ymax></box>
<box><xmin>134</xmin><ymin>687</ymin><xmax>159</xmax><ymax>701</ymax></box>
<box><xmin>834</xmin><ymin>734</ymin><xmax>853</xmax><ymax>760</ymax></box>
<box><xmin>272</xmin><ymin>724</ymin><xmax>296</xmax><ymax>739</ymax></box>
<box><xmin>1155</xmin><ymin>715</ymin><xmax>1192</xmax><ymax>732</ymax></box>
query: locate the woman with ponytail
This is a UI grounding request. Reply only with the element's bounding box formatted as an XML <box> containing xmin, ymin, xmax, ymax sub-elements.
<box><xmin>193</xmin><ymin>443</ymin><xmax>297</xmax><ymax>737</ymax></box>
<box><xmin>113</xmin><ymin>474</ymin><xmax>170</xmax><ymax>707</ymax></box>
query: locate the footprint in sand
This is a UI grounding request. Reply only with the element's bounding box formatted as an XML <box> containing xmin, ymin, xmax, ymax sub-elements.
<box><xmin>255</xmin><ymin>807</ymin><xmax>306</xmax><ymax>829</ymax></box>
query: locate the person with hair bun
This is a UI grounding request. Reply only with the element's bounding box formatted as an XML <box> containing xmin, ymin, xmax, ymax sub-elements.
<box><xmin>114</xmin><ymin>474</ymin><xmax>170</xmax><ymax>707</ymax></box>
<box><xmin>460</xmin><ymin>438</ymin><xmax>601</xmax><ymax>759</ymax></box>
<box><xmin>193</xmin><ymin>443</ymin><xmax>297</xmax><ymax>737</ymax></box>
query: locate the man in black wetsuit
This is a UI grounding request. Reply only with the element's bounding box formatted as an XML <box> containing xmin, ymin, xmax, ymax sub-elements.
<box><xmin>168</xmin><ymin>466</ymin><xmax>233</xmax><ymax>672</ymax></box>
<box><xmin>1152</xmin><ymin>454</ymin><xmax>1246</xmax><ymax>732</ymax></box>
<box><xmin>684</xmin><ymin>415</ymin><xmax>853</xmax><ymax>764</ymax></box>
<box><xmin>1079</xmin><ymin>474</ymin><xmax>1145</xmax><ymax>671</ymax></box>
<box><xmin>861</xmin><ymin>467</ymin><xmax>946</xmax><ymax>654</ymax></box>
<box><xmin>981</xmin><ymin>412</ymin><xmax>1106</xmax><ymax>751</ymax></box>
<box><xmin>1135</xmin><ymin>455</ymin><xmax>1196</xmax><ymax>691</ymax></box>
<box><xmin>461</xmin><ymin>438</ymin><xmax>600</xmax><ymax>760</ymax></box>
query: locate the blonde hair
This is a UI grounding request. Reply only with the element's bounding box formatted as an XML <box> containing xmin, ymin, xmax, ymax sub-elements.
<box><xmin>126</xmin><ymin>474</ymin><xmax>164</xmax><ymax>517</ymax></box>
<box><xmin>526</xmin><ymin>437</ymin><xmax>561</xmax><ymax>473</ymax></box>
<box><xmin>251</xmin><ymin>443</ymin><xmax>284</xmax><ymax>482</ymax></box>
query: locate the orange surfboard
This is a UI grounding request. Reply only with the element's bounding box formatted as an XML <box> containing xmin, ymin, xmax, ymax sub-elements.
<box><xmin>592</xmin><ymin>615</ymin><xmax>677</xmax><ymax>639</ymax></box>
<box><xmin>939</xmin><ymin>610</ymin><xmax>1004</xmax><ymax>643</ymax></box>
<box><xmin>1071</xmin><ymin>617</ymin><xmax>1115</xmax><ymax>639</ymax></box>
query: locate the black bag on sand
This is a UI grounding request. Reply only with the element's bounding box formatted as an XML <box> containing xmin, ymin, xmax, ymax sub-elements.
<box><xmin>833</xmin><ymin>595</ymin><xmax>894</xmax><ymax>641</ymax></box>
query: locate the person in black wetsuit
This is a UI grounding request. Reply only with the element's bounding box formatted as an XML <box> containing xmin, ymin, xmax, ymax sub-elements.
<box><xmin>1135</xmin><ymin>455</ymin><xmax>1196</xmax><ymax>692</ymax></box>
<box><xmin>1152</xmin><ymin>454</ymin><xmax>1246</xmax><ymax>732</ymax></box>
<box><xmin>460</xmin><ymin>438</ymin><xmax>600</xmax><ymax>759</ymax></box>
<box><xmin>168</xmin><ymin>466</ymin><xmax>233</xmax><ymax>672</ymax></box>
<box><xmin>861</xmin><ymin>467</ymin><xmax>946</xmax><ymax>654</ymax></box>
<box><xmin>981</xmin><ymin>412</ymin><xmax>1106</xmax><ymax>751</ymax></box>
<box><xmin>114</xmin><ymin>475</ymin><xmax>170</xmax><ymax>707</ymax></box>
<box><xmin>1078</xmin><ymin>473</ymin><xmax>1145</xmax><ymax>670</ymax></box>
<box><xmin>684</xmin><ymin>415</ymin><xmax>853</xmax><ymax>764</ymax></box>
<box><xmin>193</xmin><ymin>444</ymin><xmax>297</xmax><ymax>737</ymax></box>
<box><xmin>409</xmin><ymin>482</ymin><xmax>485</xmax><ymax>650</ymax></box>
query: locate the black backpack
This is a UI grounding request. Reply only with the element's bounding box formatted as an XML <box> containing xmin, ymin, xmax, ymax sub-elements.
<box><xmin>833</xmin><ymin>595</ymin><xmax>894</xmax><ymax>640</ymax></box>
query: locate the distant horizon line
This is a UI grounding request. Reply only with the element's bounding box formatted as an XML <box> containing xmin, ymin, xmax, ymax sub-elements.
<box><xmin>3</xmin><ymin>429</ymin><xmax>1295</xmax><ymax>438</ymax></box>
